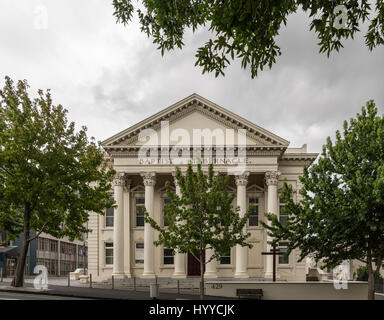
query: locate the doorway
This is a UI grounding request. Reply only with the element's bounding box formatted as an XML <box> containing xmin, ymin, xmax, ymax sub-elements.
<box><xmin>187</xmin><ymin>251</ymin><xmax>205</xmax><ymax>276</ymax></box>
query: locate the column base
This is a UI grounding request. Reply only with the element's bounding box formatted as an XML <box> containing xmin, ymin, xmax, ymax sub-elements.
<box><xmin>263</xmin><ymin>271</ymin><xmax>280</xmax><ymax>280</ymax></box>
<box><xmin>234</xmin><ymin>272</ymin><xmax>249</xmax><ymax>279</ymax></box>
<box><xmin>204</xmin><ymin>272</ymin><xmax>218</xmax><ymax>279</ymax></box>
<box><xmin>112</xmin><ymin>272</ymin><xmax>126</xmax><ymax>279</ymax></box>
<box><xmin>141</xmin><ymin>272</ymin><xmax>156</xmax><ymax>279</ymax></box>
<box><xmin>172</xmin><ymin>272</ymin><xmax>187</xmax><ymax>279</ymax></box>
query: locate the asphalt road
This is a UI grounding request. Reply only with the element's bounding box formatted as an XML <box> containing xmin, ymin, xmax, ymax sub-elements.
<box><xmin>0</xmin><ymin>291</ymin><xmax>91</xmax><ymax>300</ymax></box>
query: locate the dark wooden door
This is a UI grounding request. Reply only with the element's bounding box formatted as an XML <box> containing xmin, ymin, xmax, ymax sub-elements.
<box><xmin>187</xmin><ymin>251</ymin><xmax>205</xmax><ymax>276</ymax></box>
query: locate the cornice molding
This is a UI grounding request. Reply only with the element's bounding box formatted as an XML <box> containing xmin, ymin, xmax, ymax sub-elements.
<box><xmin>101</xmin><ymin>94</ymin><xmax>290</xmax><ymax>148</ymax></box>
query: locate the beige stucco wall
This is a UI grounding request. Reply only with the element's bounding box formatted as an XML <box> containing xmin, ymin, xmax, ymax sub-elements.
<box><xmin>205</xmin><ymin>281</ymin><xmax>368</xmax><ymax>300</ymax></box>
<box><xmin>88</xmin><ymin>161</ymin><xmax>308</xmax><ymax>282</ymax></box>
<box><xmin>88</xmin><ymin>99</ymin><xmax>315</xmax><ymax>282</ymax></box>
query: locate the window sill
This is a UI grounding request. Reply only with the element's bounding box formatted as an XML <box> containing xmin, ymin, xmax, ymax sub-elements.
<box><xmin>102</xmin><ymin>228</ymin><xmax>114</xmax><ymax>232</ymax></box>
<box><xmin>132</xmin><ymin>227</ymin><xmax>144</xmax><ymax>230</ymax></box>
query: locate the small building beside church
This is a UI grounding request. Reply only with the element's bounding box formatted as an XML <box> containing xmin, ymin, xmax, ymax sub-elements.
<box><xmin>88</xmin><ymin>94</ymin><xmax>318</xmax><ymax>281</ymax></box>
<box><xmin>0</xmin><ymin>228</ymin><xmax>87</xmax><ymax>277</ymax></box>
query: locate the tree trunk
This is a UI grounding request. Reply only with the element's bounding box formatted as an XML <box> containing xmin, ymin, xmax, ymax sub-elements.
<box><xmin>367</xmin><ymin>247</ymin><xmax>375</xmax><ymax>300</ymax></box>
<box><xmin>11</xmin><ymin>207</ymin><xmax>30</xmax><ymax>287</ymax></box>
<box><xmin>200</xmin><ymin>251</ymin><xmax>204</xmax><ymax>300</ymax></box>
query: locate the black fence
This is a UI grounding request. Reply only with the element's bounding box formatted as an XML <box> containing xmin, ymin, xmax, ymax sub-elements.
<box><xmin>375</xmin><ymin>279</ymin><xmax>384</xmax><ymax>293</ymax></box>
<box><xmin>68</xmin><ymin>275</ymin><xmax>201</xmax><ymax>295</ymax></box>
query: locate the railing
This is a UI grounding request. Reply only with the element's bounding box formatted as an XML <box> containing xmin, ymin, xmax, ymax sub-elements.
<box><xmin>375</xmin><ymin>280</ymin><xmax>384</xmax><ymax>293</ymax></box>
<box><xmin>67</xmin><ymin>275</ymin><xmax>201</xmax><ymax>295</ymax></box>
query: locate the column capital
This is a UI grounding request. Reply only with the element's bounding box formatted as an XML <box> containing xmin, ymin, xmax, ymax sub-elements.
<box><xmin>234</xmin><ymin>172</ymin><xmax>249</xmax><ymax>186</ymax></box>
<box><xmin>141</xmin><ymin>172</ymin><xmax>156</xmax><ymax>187</ymax></box>
<box><xmin>265</xmin><ymin>171</ymin><xmax>281</xmax><ymax>186</ymax></box>
<box><xmin>113</xmin><ymin>172</ymin><xmax>126</xmax><ymax>187</ymax></box>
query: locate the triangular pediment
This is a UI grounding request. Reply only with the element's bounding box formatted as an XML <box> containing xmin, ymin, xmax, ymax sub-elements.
<box><xmin>102</xmin><ymin>94</ymin><xmax>289</xmax><ymax>149</ymax></box>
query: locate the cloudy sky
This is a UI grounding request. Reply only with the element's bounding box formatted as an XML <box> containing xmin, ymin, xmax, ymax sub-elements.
<box><xmin>0</xmin><ymin>0</ymin><xmax>383</xmax><ymax>153</ymax></box>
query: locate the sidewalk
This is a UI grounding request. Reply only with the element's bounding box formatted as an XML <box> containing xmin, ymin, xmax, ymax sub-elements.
<box><xmin>0</xmin><ymin>278</ymin><xmax>230</xmax><ymax>300</ymax></box>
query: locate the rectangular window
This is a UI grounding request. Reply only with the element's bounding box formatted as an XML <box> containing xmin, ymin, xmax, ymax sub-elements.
<box><xmin>135</xmin><ymin>243</ymin><xmax>144</xmax><ymax>265</ymax></box>
<box><xmin>163</xmin><ymin>198</ymin><xmax>171</xmax><ymax>227</ymax></box>
<box><xmin>136</xmin><ymin>198</ymin><xmax>145</xmax><ymax>227</ymax></box>
<box><xmin>278</xmin><ymin>242</ymin><xmax>289</xmax><ymax>264</ymax></box>
<box><xmin>248</xmin><ymin>198</ymin><xmax>259</xmax><ymax>226</ymax></box>
<box><xmin>163</xmin><ymin>248</ymin><xmax>174</xmax><ymax>265</ymax></box>
<box><xmin>105</xmin><ymin>207</ymin><xmax>114</xmax><ymax>227</ymax></box>
<box><xmin>220</xmin><ymin>250</ymin><xmax>231</xmax><ymax>265</ymax></box>
<box><xmin>105</xmin><ymin>242</ymin><xmax>113</xmax><ymax>265</ymax></box>
<box><xmin>279</xmin><ymin>201</ymin><xmax>288</xmax><ymax>226</ymax></box>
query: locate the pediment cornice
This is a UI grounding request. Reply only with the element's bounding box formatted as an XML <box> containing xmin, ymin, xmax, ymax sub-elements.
<box><xmin>102</xmin><ymin>94</ymin><xmax>290</xmax><ymax>149</ymax></box>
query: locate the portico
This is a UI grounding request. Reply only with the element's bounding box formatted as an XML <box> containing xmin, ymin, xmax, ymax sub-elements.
<box><xmin>88</xmin><ymin>94</ymin><xmax>318</xmax><ymax>281</ymax></box>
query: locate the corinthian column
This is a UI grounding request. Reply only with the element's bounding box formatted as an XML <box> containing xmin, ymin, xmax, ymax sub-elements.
<box><xmin>123</xmin><ymin>179</ymin><xmax>132</xmax><ymax>278</ymax></box>
<box><xmin>234</xmin><ymin>172</ymin><xmax>249</xmax><ymax>278</ymax></box>
<box><xmin>113</xmin><ymin>173</ymin><xmax>125</xmax><ymax>277</ymax></box>
<box><xmin>264</xmin><ymin>170</ymin><xmax>280</xmax><ymax>279</ymax></box>
<box><xmin>141</xmin><ymin>172</ymin><xmax>156</xmax><ymax>278</ymax></box>
<box><xmin>172</xmin><ymin>172</ymin><xmax>187</xmax><ymax>278</ymax></box>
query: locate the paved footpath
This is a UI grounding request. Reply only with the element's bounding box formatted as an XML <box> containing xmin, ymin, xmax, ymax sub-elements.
<box><xmin>0</xmin><ymin>278</ymin><xmax>231</xmax><ymax>300</ymax></box>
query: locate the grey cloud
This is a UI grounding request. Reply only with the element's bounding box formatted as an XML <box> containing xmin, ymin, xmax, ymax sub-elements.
<box><xmin>0</xmin><ymin>1</ymin><xmax>383</xmax><ymax>154</ymax></box>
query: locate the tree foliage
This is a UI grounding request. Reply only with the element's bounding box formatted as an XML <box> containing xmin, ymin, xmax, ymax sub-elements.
<box><xmin>262</xmin><ymin>100</ymin><xmax>384</xmax><ymax>299</ymax></box>
<box><xmin>354</xmin><ymin>265</ymin><xmax>383</xmax><ymax>282</ymax></box>
<box><xmin>112</xmin><ymin>0</ymin><xmax>384</xmax><ymax>78</ymax></box>
<box><xmin>0</xmin><ymin>76</ymin><xmax>115</xmax><ymax>286</ymax></box>
<box><xmin>144</xmin><ymin>163</ymin><xmax>252</xmax><ymax>299</ymax></box>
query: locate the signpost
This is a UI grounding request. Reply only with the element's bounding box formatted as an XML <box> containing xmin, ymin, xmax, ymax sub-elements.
<box><xmin>261</xmin><ymin>243</ymin><xmax>284</xmax><ymax>282</ymax></box>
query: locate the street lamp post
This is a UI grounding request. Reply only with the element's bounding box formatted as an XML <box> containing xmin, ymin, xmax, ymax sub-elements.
<box><xmin>82</xmin><ymin>241</ymin><xmax>87</xmax><ymax>275</ymax></box>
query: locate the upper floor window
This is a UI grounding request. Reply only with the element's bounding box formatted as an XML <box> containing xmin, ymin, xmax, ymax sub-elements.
<box><xmin>105</xmin><ymin>207</ymin><xmax>114</xmax><ymax>227</ymax></box>
<box><xmin>279</xmin><ymin>201</ymin><xmax>288</xmax><ymax>226</ymax></box>
<box><xmin>135</xmin><ymin>198</ymin><xmax>145</xmax><ymax>227</ymax></box>
<box><xmin>248</xmin><ymin>197</ymin><xmax>259</xmax><ymax>226</ymax></box>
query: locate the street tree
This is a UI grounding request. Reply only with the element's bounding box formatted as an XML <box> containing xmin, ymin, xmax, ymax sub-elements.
<box><xmin>144</xmin><ymin>163</ymin><xmax>252</xmax><ymax>299</ymax></box>
<box><xmin>112</xmin><ymin>0</ymin><xmax>383</xmax><ymax>78</ymax></box>
<box><xmin>262</xmin><ymin>100</ymin><xmax>384</xmax><ymax>300</ymax></box>
<box><xmin>0</xmin><ymin>76</ymin><xmax>115</xmax><ymax>287</ymax></box>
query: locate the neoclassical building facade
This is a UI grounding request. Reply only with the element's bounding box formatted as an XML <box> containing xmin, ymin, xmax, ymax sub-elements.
<box><xmin>88</xmin><ymin>94</ymin><xmax>318</xmax><ymax>281</ymax></box>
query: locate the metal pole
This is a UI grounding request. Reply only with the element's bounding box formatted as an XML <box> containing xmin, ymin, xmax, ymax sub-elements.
<box><xmin>272</xmin><ymin>244</ymin><xmax>276</xmax><ymax>282</ymax></box>
<box><xmin>0</xmin><ymin>267</ymin><xmax>3</xmax><ymax>282</ymax></box>
<box><xmin>155</xmin><ymin>275</ymin><xmax>158</xmax><ymax>284</ymax></box>
<box><xmin>133</xmin><ymin>277</ymin><xmax>136</xmax><ymax>291</ymax></box>
<box><xmin>112</xmin><ymin>275</ymin><xmax>114</xmax><ymax>290</ymax></box>
<box><xmin>177</xmin><ymin>279</ymin><xmax>180</xmax><ymax>294</ymax></box>
<box><xmin>90</xmin><ymin>273</ymin><xmax>92</xmax><ymax>288</ymax></box>
<box><xmin>68</xmin><ymin>272</ymin><xmax>70</xmax><ymax>287</ymax></box>
<box><xmin>83</xmin><ymin>241</ymin><xmax>86</xmax><ymax>276</ymax></box>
